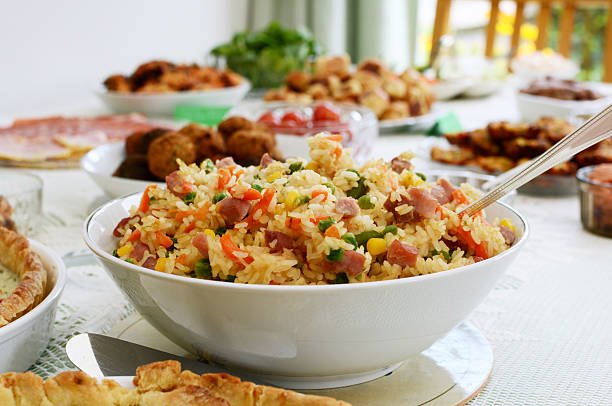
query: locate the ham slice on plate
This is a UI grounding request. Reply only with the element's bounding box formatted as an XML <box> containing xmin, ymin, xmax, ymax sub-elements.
<box><xmin>0</xmin><ymin>114</ymin><xmax>162</xmax><ymax>167</ymax></box>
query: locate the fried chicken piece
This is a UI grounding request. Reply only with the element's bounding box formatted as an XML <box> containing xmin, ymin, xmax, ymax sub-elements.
<box><xmin>536</xmin><ymin>117</ymin><xmax>574</xmax><ymax>143</ymax></box>
<box><xmin>503</xmin><ymin>137</ymin><xmax>550</xmax><ymax>159</ymax></box>
<box><xmin>159</xmin><ymin>69</ymin><xmax>200</xmax><ymax>91</ymax></box>
<box><xmin>574</xmin><ymin>139</ymin><xmax>612</xmax><ymax>166</ymax></box>
<box><xmin>546</xmin><ymin>161</ymin><xmax>578</xmax><ymax>176</ymax></box>
<box><xmin>225</xmin><ymin>129</ymin><xmax>280</xmax><ymax>166</ymax></box>
<box><xmin>487</xmin><ymin>122</ymin><xmax>529</xmax><ymax>140</ymax></box>
<box><xmin>475</xmin><ymin>156</ymin><xmax>515</xmax><ymax>172</ymax></box>
<box><xmin>444</xmin><ymin>131</ymin><xmax>472</xmax><ymax>147</ymax></box>
<box><xmin>220</xmin><ymin>70</ymin><xmax>243</xmax><ymax>87</ymax></box>
<box><xmin>130</xmin><ymin>60</ymin><xmax>174</xmax><ymax>90</ymax></box>
<box><xmin>380</xmin><ymin>101</ymin><xmax>410</xmax><ymax>120</ymax></box>
<box><xmin>359</xmin><ymin>88</ymin><xmax>390</xmax><ymax>117</ymax></box>
<box><xmin>286</xmin><ymin>71</ymin><xmax>311</xmax><ymax>92</ymax></box>
<box><xmin>147</xmin><ymin>132</ymin><xmax>197</xmax><ymax>179</ymax></box>
<box><xmin>357</xmin><ymin>59</ymin><xmax>388</xmax><ymax>76</ymax></box>
<box><xmin>470</xmin><ymin>129</ymin><xmax>500</xmax><ymax>155</ymax></box>
<box><xmin>217</xmin><ymin>116</ymin><xmax>255</xmax><ymax>139</ymax></box>
<box><xmin>137</xmin><ymin>82</ymin><xmax>174</xmax><ymax>93</ymax></box>
<box><xmin>431</xmin><ymin>146</ymin><xmax>475</xmax><ymax>165</ymax></box>
<box><xmin>103</xmin><ymin>74</ymin><xmax>132</xmax><ymax>92</ymax></box>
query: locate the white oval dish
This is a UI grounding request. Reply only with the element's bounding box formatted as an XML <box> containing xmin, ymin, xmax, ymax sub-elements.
<box><xmin>83</xmin><ymin>193</ymin><xmax>527</xmax><ymax>386</ymax></box>
<box><xmin>81</xmin><ymin>137</ymin><xmax>312</xmax><ymax>199</ymax></box>
<box><xmin>95</xmin><ymin>81</ymin><xmax>251</xmax><ymax>117</ymax></box>
<box><xmin>516</xmin><ymin>92</ymin><xmax>612</xmax><ymax>122</ymax></box>
<box><xmin>0</xmin><ymin>240</ymin><xmax>67</xmax><ymax>372</ymax></box>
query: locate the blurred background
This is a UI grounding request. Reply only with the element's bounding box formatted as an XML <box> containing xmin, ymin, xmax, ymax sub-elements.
<box><xmin>1</xmin><ymin>0</ymin><xmax>608</xmax><ymax>116</ymax></box>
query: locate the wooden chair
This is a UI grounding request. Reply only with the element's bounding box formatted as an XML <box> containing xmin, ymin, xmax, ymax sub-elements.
<box><xmin>430</xmin><ymin>0</ymin><xmax>612</xmax><ymax>82</ymax></box>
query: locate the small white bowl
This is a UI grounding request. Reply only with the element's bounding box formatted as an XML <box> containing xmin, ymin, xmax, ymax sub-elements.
<box><xmin>0</xmin><ymin>240</ymin><xmax>67</xmax><ymax>372</ymax></box>
<box><xmin>81</xmin><ymin>137</ymin><xmax>314</xmax><ymax>199</ymax></box>
<box><xmin>516</xmin><ymin>92</ymin><xmax>611</xmax><ymax>122</ymax></box>
<box><xmin>84</xmin><ymin>193</ymin><xmax>527</xmax><ymax>388</ymax></box>
<box><xmin>96</xmin><ymin>81</ymin><xmax>251</xmax><ymax>117</ymax></box>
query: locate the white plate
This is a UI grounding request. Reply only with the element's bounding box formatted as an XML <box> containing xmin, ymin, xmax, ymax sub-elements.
<box><xmin>430</xmin><ymin>78</ymin><xmax>473</xmax><ymax>100</ymax></box>
<box><xmin>516</xmin><ymin>91</ymin><xmax>612</xmax><ymax>122</ymax></box>
<box><xmin>95</xmin><ymin>81</ymin><xmax>251</xmax><ymax>117</ymax></box>
<box><xmin>463</xmin><ymin>79</ymin><xmax>504</xmax><ymax>98</ymax></box>
<box><xmin>81</xmin><ymin>135</ymin><xmax>311</xmax><ymax>198</ymax></box>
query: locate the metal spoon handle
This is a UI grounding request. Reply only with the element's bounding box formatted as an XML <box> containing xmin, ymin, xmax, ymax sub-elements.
<box><xmin>460</xmin><ymin>104</ymin><xmax>612</xmax><ymax>216</ymax></box>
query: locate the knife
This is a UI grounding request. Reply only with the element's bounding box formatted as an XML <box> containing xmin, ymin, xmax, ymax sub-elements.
<box><xmin>66</xmin><ymin>333</ymin><xmax>275</xmax><ymax>386</ymax></box>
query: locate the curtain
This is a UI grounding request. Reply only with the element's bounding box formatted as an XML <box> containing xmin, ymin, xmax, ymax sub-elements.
<box><xmin>246</xmin><ymin>0</ymin><xmax>419</xmax><ymax>67</ymax></box>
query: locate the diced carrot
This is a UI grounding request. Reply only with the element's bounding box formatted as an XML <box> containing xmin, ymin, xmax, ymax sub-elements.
<box><xmin>242</xmin><ymin>188</ymin><xmax>262</xmax><ymax>201</ymax></box>
<box><xmin>455</xmin><ymin>226</ymin><xmax>489</xmax><ymax>260</ymax></box>
<box><xmin>185</xmin><ymin>222</ymin><xmax>195</xmax><ymax>233</ymax></box>
<box><xmin>194</xmin><ymin>202</ymin><xmax>211</xmax><ymax>222</ymax></box>
<box><xmin>217</xmin><ymin>168</ymin><xmax>231</xmax><ymax>190</ymax></box>
<box><xmin>182</xmin><ymin>181</ymin><xmax>195</xmax><ymax>192</ymax></box>
<box><xmin>475</xmin><ymin>241</ymin><xmax>488</xmax><ymax>259</ymax></box>
<box><xmin>127</xmin><ymin>229</ymin><xmax>141</xmax><ymax>242</ymax></box>
<box><xmin>176</xmin><ymin>254</ymin><xmax>187</xmax><ymax>265</ymax></box>
<box><xmin>244</xmin><ymin>188</ymin><xmax>275</xmax><ymax>229</ymax></box>
<box><xmin>334</xmin><ymin>146</ymin><xmax>342</xmax><ymax>159</ymax></box>
<box><xmin>285</xmin><ymin>217</ymin><xmax>302</xmax><ymax>231</ymax></box>
<box><xmin>220</xmin><ymin>233</ymin><xmax>254</xmax><ymax>264</ymax></box>
<box><xmin>324</xmin><ymin>225</ymin><xmax>340</xmax><ymax>238</ymax></box>
<box><xmin>138</xmin><ymin>185</ymin><xmax>156</xmax><ymax>213</ymax></box>
<box><xmin>389</xmin><ymin>175</ymin><xmax>398</xmax><ymax>191</ymax></box>
<box><xmin>435</xmin><ymin>205</ymin><xmax>444</xmax><ymax>220</ymax></box>
<box><xmin>326</xmin><ymin>134</ymin><xmax>344</xmax><ymax>142</ymax></box>
<box><xmin>311</xmin><ymin>189</ymin><xmax>328</xmax><ymax>201</ymax></box>
<box><xmin>452</xmin><ymin>189</ymin><xmax>469</xmax><ymax>205</ymax></box>
<box><xmin>269</xmin><ymin>280</ymin><xmax>281</xmax><ymax>285</ymax></box>
<box><xmin>155</xmin><ymin>231</ymin><xmax>174</xmax><ymax>248</ymax></box>
<box><xmin>310</xmin><ymin>216</ymin><xmax>329</xmax><ymax>225</ymax></box>
<box><xmin>175</xmin><ymin>210</ymin><xmax>195</xmax><ymax>223</ymax></box>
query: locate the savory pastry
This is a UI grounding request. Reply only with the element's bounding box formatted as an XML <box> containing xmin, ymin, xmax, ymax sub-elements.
<box><xmin>0</xmin><ymin>226</ymin><xmax>47</xmax><ymax>327</ymax></box>
<box><xmin>103</xmin><ymin>60</ymin><xmax>244</xmax><ymax>93</ymax></box>
<box><xmin>0</xmin><ymin>197</ymin><xmax>16</xmax><ymax>231</ymax></box>
<box><xmin>264</xmin><ymin>55</ymin><xmax>434</xmax><ymax>121</ymax></box>
<box><xmin>0</xmin><ymin>360</ymin><xmax>350</xmax><ymax>405</ymax></box>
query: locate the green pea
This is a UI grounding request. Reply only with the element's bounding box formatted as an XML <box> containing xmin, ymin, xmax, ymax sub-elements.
<box><xmin>358</xmin><ymin>195</ymin><xmax>374</xmax><ymax>209</ymax></box>
<box><xmin>341</xmin><ymin>232</ymin><xmax>358</xmax><ymax>248</ymax></box>
<box><xmin>295</xmin><ymin>195</ymin><xmax>311</xmax><ymax>206</ymax></box>
<box><xmin>382</xmin><ymin>225</ymin><xmax>398</xmax><ymax>235</ymax></box>
<box><xmin>225</xmin><ymin>275</ymin><xmax>236</xmax><ymax>282</ymax></box>
<box><xmin>332</xmin><ymin>272</ymin><xmax>349</xmax><ymax>284</ymax></box>
<box><xmin>288</xmin><ymin>161</ymin><xmax>303</xmax><ymax>174</ymax></box>
<box><xmin>203</xmin><ymin>159</ymin><xmax>215</xmax><ymax>173</ymax></box>
<box><xmin>125</xmin><ymin>258</ymin><xmax>136</xmax><ymax>264</ymax></box>
<box><xmin>215</xmin><ymin>227</ymin><xmax>228</xmax><ymax>236</ymax></box>
<box><xmin>431</xmin><ymin>250</ymin><xmax>451</xmax><ymax>262</ymax></box>
<box><xmin>323</xmin><ymin>182</ymin><xmax>336</xmax><ymax>194</ymax></box>
<box><xmin>112</xmin><ymin>249</ymin><xmax>119</xmax><ymax>258</ymax></box>
<box><xmin>355</xmin><ymin>230</ymin><xmax>381</xmax><ymax>246</ymax></box>
<box><xmin>317</xmin><ymin>217</ymin><xmax>335</xmax><ymax>233</ymax></box>
<box><xmin>326</xmin><ymin>248</ymin><xmax>344</xmax><ymax>262</ymax></box>
<box><xmin>416</xmin><ymin>172</ymin><xmax>427</xmax><ymax>181</ymax></box>
<box><xmin>194</xmin><ymin>258</ymin><xmax>212</xmax><ymax>278</ymax></box>
<box><xmin>183</xmin><ymin>192</ymin><xmax>196</xmax><ymax>205</ymax></box>
<box><xmin>252</xmin><ymin>184</ymin><xmax>263</xmax><ymax>192</ymax></box>
<box><xmin>347</xmin><ymin>177</ymin><xmax>367</xmax><ymax>199</ymax></box>
<box><xmin>212</xmin><ymin>192</ymin><xmax>227</xmax><ymax>204</ymax></box>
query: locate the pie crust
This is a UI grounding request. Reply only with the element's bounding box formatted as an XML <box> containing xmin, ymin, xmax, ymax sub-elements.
<box><xmin>0</xmin><ymin>360</ymin><xmax>351</xmax><ymax>405</ymax></box>
<box><xmin>0</xmin><ymin>226</ymin><xmax>47</xmax><ymax>327</ymax></box>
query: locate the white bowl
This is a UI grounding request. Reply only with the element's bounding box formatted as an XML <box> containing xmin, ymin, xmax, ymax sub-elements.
<box><xmin>83</xmin><ymin>193</ymin><xmax>527</xmax><ymax>388</ymax></box>
<box><xmin>0</xmin><ymin>239</ymin><xmax>67</xmax><ymax>372</ymax></box>
<box><xmin>430</xmin><ymin>78</ymin><xmax>473</xmax><ymax>100</ymax></box>
<box><xmin>82</xmin><ymin>138</ymin><xmax>313</xmax><ymax>199</ymax></box>
<box><xmin>96</xmin><ymin>82</ymin><xmax>251</xmax><ymax>117</ymax></box>
<box><xmin>463</xmin><ymin>79</ymin><xmax>504</xmax><ymax>98</ymax></box>
<box><xmin>516</xmin><ymin>92</ymin><xmax>611</xmax><ymax>122</ymax></box>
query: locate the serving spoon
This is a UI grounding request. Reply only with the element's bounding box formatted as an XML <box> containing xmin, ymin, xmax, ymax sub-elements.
<box><xmin>459</xmin><ymin>104</ymin><xmax>612</xmax><ymax>217</ymax></box>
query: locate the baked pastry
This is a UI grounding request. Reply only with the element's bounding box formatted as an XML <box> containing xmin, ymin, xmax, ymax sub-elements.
<box><xmin>0</xmin><ymin>226</ymin><xmax>47</xmax><ymax>327</ymax></box>
<box><xmin>0</xmin><ymin>360</ymin><xmax>351</xmax><ymax>405</ymax></box>
<box><xmin>0</xmin><ymin>197</ymin><xmax>17</xmax><ymax>231</ymax></box>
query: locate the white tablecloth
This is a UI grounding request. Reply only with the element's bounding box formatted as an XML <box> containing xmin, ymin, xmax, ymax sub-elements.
<box><xmin>8</xmin><ymin>89</ymin><xmax>612</xmax><ymax>404</ymax></box>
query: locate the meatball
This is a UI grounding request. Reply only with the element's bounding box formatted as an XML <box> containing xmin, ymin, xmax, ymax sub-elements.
<box><xmin>147</xmin><ymin>132</ymin><xmax>198</xmax><ymax>179</ymax></box>
<box><xmin>225</xmin><ymin>129</ymin><xmax>278</xmax><ymax>166</ymax></box>
<box><xmin>131</xmin><ymin>128</ymin><xmax>170</xmax><ymax>155</ymax></box>
<box><xmin>217</xmin><ymin>116</ymin><xmax>255</xmax><ymax>139</ymax></box>
<box><xmin>114</xmin><ymin>155</ymin><xmax>156</xmax><ymax>181</ymax></box>
<box><xmin>125</xmin><ymin>131</ymin><xmax>146</xmax><ymax>156</ymax></box>
<box><xmin>103</xmin><ymin>74</ymin><xmax>132</xmax><ymax>92</ymax></box>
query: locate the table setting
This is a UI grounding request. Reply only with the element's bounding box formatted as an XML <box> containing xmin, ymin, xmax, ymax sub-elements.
<box><xmin>1</xmin><ymin>16</ymin><xmax>612</xmax><ymax>406</ymax></box>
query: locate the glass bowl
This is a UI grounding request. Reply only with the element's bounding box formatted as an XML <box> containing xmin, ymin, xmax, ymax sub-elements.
<box><xmin>576</xmin><ymin>165</ymin><xmax>612</xmax><ymax>238</ymax></box>
<box><xmin>0</xmin><ymin>171</ymin><xmax>43</xmax><ymax>235</ymax></box>
<box><xmin>227</xmin><ymin>101</ymin><xmax>378</xmax><ymax>163</ymax></box>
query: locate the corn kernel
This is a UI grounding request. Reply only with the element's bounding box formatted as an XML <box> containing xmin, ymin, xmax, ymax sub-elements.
<box><xmin>267</xmin><ymin>171</ymin><xmax>281</xmax><ymax>183</ymax></box>
<box><xmin>500</xmin><ymin>218</ymin><xmax>515</xmax><ymax>233</ymax></box>
<box><xmin>305</xmin><ymin>162</ymin><xmax>316</xmax><ymax>170</ymax></box>
<box><xmin>116</xmin><ymin>244</ymin><xmax>133</xmax><ymax>257</ymax></box>
<box><xmin>285</xmin><ymin>190</ymin><xmax>299</xmax><ymax>210</ymax></box>
<box><xmin>367</xmin><ymin>238</ymin><xmax>387</xmax><ymax>256</ymax></box>
<box><xmin>204</xmin><ymin>229</ymin><xmax>215</xmax><ymax>239</ymax></box>
<box><xmin>155</xmin><ymin>258</ymin><xmax>169</xmax><ymax>272</ymax></box>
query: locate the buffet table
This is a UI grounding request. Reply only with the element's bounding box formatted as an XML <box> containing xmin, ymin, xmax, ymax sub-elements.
<box><xmin>8</xmin><ymin>90</ymin><xmax>612</xmax><ymax>405</ymax></box>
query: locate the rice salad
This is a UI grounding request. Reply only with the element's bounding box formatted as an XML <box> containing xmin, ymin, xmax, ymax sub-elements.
<box><xmin>112</xmin><ymin>133</ymin><xmax>518</xmax><ymax>285</ymax></box>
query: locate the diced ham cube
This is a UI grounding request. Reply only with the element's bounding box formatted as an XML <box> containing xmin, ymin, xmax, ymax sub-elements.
<box><xmin>215</xmin><ymin>157</ymin><xmax>236</xmax><ymax>169</ymax></box>
<box><xmin>335</xmin><ymin>197</ymin><xmax>359</xmax><ymax>218</ymax></box>
<box><xmin>142</xmin><ymin>256</ymin><xmax>157</xmax><ymax>269</ymax></box>
<box><xmin>383</xmin><ymin>188</ymin><xmax>439</xmax><ymax>224</ymax></box>
<box><xmin>165</xmin><ymin>171</ymin><xmax>190</xmax><ymax>198</ymax></box>
<box><xmin>431</xmin><ymin>178</ymin><xmax>456</xmax><ymax>204</ymax></box>
<box><xmin>386</xmin><ymin>240</ymin><xmax>418</xmax><ymax>267</ymax></box>
<box><xmin>260</xmin><ymin>153</ymin><xmax>275</xmax><ymax>169</ymax></box>
<box><xmin>217</xmin><ymin>197</ymin><xmax>250</xmax><ymax>225</ymax></box>
<box><xmin>192</xmin><ymin>232</ymin><xmax>210</xmax><ymax>258</ymax></box>
<box><xmin>129</xmin><ymin>242</ymin><xmax>149</xmax><ymax>261</ymax></box>
<box><xmin>390</xmin><ymin>157</ymin><xmax>412</xmax><ymax>173</ymax></box>
<box><xmin>499</xmin><ymin>225</ymin><xmax>515</xmax><ymax>245</ymax></box>
<box><xmin>329</xmin><ymin>250</ymin><xmax>366</xmax><ymax>276</ymax></box>
<box><xmin>264</xmin><ymin>230</ymin><xmax>294</xmax><ymax>253</ymax></box>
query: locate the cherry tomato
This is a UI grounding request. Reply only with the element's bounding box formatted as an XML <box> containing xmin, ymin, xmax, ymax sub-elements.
<box><xmin>313</xmin><ymin>104</ymin><xmax>341</xmax><ymax>122</ymax></box>
<box><xmin>281</xmin><ymin>111</ymin><xmax>306</xmax><ymax>126</ymax></box>
<box><xmin>257</xmin><ymin>111</ymin><xmax>278</xmax><ymax>126</ymax></box>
